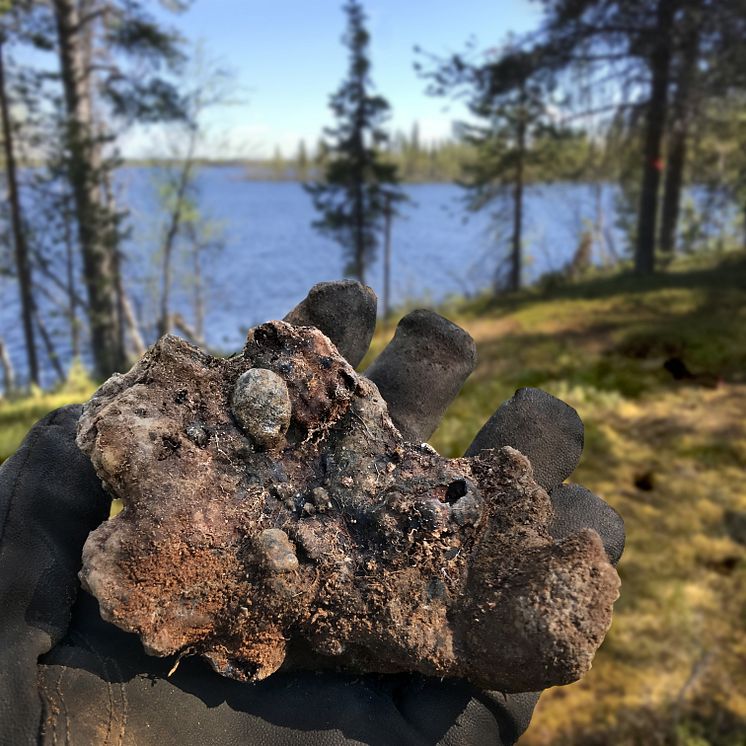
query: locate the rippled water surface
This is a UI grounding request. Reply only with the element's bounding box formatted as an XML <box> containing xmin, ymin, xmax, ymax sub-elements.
<box><xmin>1</xmin><ymin>167</ymin><xmax>625</xmax><ymax>386</ymax></box>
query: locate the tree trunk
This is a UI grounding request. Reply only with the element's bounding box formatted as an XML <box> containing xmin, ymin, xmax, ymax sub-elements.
<box><xmin>352</xmin><ymin>82</ymin><xmax>366</xmax><ymax>285</ymax></box>
<box><xmin>658</xmin><ymin>123</ymin><xmax>686</xmax><ymax>259</ymax></box>
<box><xmin>194</xmin><ymin>249</ymin><xmax>204</xmax><ymax>343</ymax></box>
<box><xmin>158</xmin><ymin>157</ymin><xmax>195</xmax><ymax>337</ymax></box>
<box><xmin>53</xmin><ymin>0</ymin><xmax>125</xmax><ymax>379</ymax></box>
<box><xmin>352</xmin><ymin>129</ymin><xmax>366</xmax><ymax>284</ymax></box>
<box><xmin>0</xmin><ymin>337</ymin><xmax>15</xmax><ymax>396</ymax></box>
<box><xmin>0</xmin><ymin>35</ymin><xmax>39</xmax><ymax>386</ymax></box>
<box><xmin>635</xmin><ymin>0</ymin><xmax>677</xmax><ymax>274</ymax></box>
<box><xmin>509</xmin><ymin>87</ymin><xmax>527</xmax><ymax>293</ymax></box>
<box><xmin>593</xmin><ymin>181</ymin><xmax>611</xmax><ymax>265</ymax></box>
<box><xmin>32</xmin><ymin>306</ymin><xmax>65</xmax><ymax>384</ymax></box>
<box><xmin>102</xmin><ymin>162</ymin><xmax>127</xmax><ymax>357</ymax></box>
<box><xmin>121</xmin><ymin>290</ymin><xmax>146</xmax><ymax>358</ymax></box>
<box><xmin>63</xmin><ymin>196</ymin><xmax>81</xmax><ymax>358</ymax></box>
<box><xmin>353</xmin><ymin>181</ymin><xmax>365</xmax><ymax>285</ymax></box>
<box><xmin>188</xmin><ymin>223</ymin><xmax>205</xmax><ymax>343</ymax></box>
<box><xmin>383</xmin><ymin>195</ymin><xmax>392</xmax><ymax>317</ymax></box>
<box><xmin>659</xmin><ymin>5</ymin><xmax>700</xmax><ymax>258</ymax></box>
<box><xmin>173</xmin><ymin>313</ymin><xmax>206</xmax><ymax>349</ymax></box>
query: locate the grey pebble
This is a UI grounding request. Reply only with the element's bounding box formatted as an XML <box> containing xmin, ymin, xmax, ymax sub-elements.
<box><xmin>185</xmin><ymin>423</ymin><xmax>209</xmax><ymax>448</ymax></box>
<box><xmin>232</xmin><ymin>368</ymin><xmax>291</xmax><ymax>448</ymax></box>
<box><xmin>256</xmin><ymin>528</ymin><xmax>299</xmax><ymax>573</ymax></box>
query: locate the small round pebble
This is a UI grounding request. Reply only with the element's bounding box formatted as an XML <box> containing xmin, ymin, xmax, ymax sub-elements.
<box><xmin>256</xmin><ymin>529</ymin><xmax>299</xmax><ymax>573</ymax></box>
<box><xmin>231</xmin><ymin>368</ymin><xmax>291</xmax><ymax>448</ymax></box>
<box><xmin>311</xmin><ymin>486</ymin><xmax>330</xmax><ymax>512</ymax></box>
<box><xmin>185</xmin><ymin>423</ymin><xmax>209</xmax><ymax>448</ymax></box>
<box><xmin>451</xmin><ymin>492</ymin><xmax>483</xmax><ymax>527</ymax></box>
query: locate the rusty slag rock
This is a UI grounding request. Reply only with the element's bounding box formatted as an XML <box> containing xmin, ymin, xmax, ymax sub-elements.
<box><xmin>76</xmin><ymin>320</ymin><xmax>619</xmax><ymax>692</ymax></box>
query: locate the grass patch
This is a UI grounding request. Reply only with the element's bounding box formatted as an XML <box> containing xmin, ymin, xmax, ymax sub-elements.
<box><xmin>419</xmin><ymin>252</ymin><xmax>746</xmax><ymax>745</ymax></box>
<box><xmin>0</xmin><ymin>359</ymin><xmax>97</xmax><ymax>463</ymax></box>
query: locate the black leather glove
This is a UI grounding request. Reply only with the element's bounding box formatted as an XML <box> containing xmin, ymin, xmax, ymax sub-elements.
<box><xmin>0</xmin><ymin>281</ymin><xmax>624</xmax><ymax>745</ymax></box>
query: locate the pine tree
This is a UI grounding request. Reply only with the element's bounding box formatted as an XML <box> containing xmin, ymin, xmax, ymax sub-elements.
<box><xmin>270</xmin><ymin>145</ymin><xmax>285</xmax><ymax>180</ymax></box>
<box><xmin>421</xmin><ymin>43</ymin><xmax>562</xmax><ymax>292</ymax></box>
<box><xmin>658</xmin><ymin>0</ymin><xmax>702</xmax><ymax>258</ymax></box>
<box><xmin>296</xmin><ymin>139</ymin><xmax>308</xmax><ymax>179</ymax></box>
<box><xmin>305</xmin><ymin>0</ymin><xmax>404</xmax><ymax>284</ymax></box>
<box><xmin>50</xmin><ymin>0</ymin><xmax>186</xmax><ymax>377</ymax></box>
<box><xmin>634</xmin><ymin>0</ymin><xmax>677</xmax><ymax>273</ymax></box>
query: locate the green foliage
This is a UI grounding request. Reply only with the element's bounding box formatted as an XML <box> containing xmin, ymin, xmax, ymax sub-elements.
<box><xmin>305</xmin><ymin>0</ymin><xmax>405</xmax><ymax>282</ymax></box>
<box><xmin>0</xmin><ymin>359</ymin><xmax>96</xmax><ymax>463</ymax></box>
<box><xmin>689</xmin><ymin>96</ymin><xmax>746</xmax><ymax>244</ymax></box>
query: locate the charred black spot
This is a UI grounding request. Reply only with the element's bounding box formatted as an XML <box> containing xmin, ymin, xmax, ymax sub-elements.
<box><xmin>251</xmin><ymin>324</ymin><xmax>285</xmax><ymax>350</ymax></box>
<box><xmin>340</xmin><ymin>370</ymin><xmax>357</xmax><ymax>389</ymax></box>
<box><xmin>221</xmin><ymin>657</ymin><xmax>259</xmax><ymax>681</ymax></box>
<box><xmin>445</xmin><ymin>479</ymin><xmax>468</xmax><ymax>504</ymax></box>
<box><xmin>704</xmin><ymin>556</ymin><xmax>740</xmax><ymax>575</ymax></box>
<box><xmin>634</xmin><ymin>471</ymin><xmax>655</xmax><ymax>491</ymax></box>
<box><xmin>159</xmin><ymin>434</ymin><xmax>181</xmax><ymax>458</ymax></box>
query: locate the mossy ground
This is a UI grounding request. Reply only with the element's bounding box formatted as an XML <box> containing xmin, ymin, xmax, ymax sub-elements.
<box><xmin>2</xmin><ymin>252</ymin><xmax>745</xmax><ymax>744</ymax></box>
<box><xmin>371</xmin><ymin>251</ymin><xmax>746</xmax><ymax>745</ymax></box>
<box><xmin>0</xmin><ymin>359</ymin><xmax>97</xmax><ymax>463</ymax></box>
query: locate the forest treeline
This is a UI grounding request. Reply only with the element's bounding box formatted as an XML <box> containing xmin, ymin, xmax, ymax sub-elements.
<box><xmin>224</xmin><ymin>118</ymin><xmax>745</xmax><ymax>191</ymax></box>
<box><xmin>232</xmin><ymin>128</ymin><xmax>602</xmax><ymax>184</ymax></box>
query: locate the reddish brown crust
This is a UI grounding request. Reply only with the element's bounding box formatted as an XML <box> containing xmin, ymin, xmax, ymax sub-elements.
<box><xmin>77</xmin><ymin>321</ymin><xmax>619</xmax><ymax>691</ymax></box>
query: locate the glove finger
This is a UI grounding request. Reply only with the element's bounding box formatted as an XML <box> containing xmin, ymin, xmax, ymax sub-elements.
<box><xmin>480</xmin><ymin>690</ymin><xmax>541</xmax><ymax>745</ymax></box>
<box><xmin>0</xmin><ymin>405</ymin><xmax>111</xmax><ymax>745</ymax></box>
<box><xmin>465</xmin><ymin>387</ymin><xmax>584</xmax><ymax>491</ymax></box>
<box><xmin>365</xmin><ymin>309</ymin><xmax>477</xmax><ymax>443</ymax></box>
<box><xmin>391</xmin><ymin>677</ymin><xmax>540</xmax><ymax>745</ymax></box>
<box><xmin>283</xmin><ymin>280</ymin><xmax>377</xmax><ymax>368</ymax></box>
<box><xmin>550</xmin><ymin>483</ymin><xmax>625</xmax><ymax>565</ymax></box>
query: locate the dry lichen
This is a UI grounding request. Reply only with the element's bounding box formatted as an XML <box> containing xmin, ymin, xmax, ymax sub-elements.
<box><xmin>76</xmin><ymin>321</ymin><xmax>619</xmax><ymax>692</ymax></box>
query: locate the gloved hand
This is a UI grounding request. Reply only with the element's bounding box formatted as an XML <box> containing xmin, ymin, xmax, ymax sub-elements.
<box><xmin>0</xmin><ymin>281</ymin><xmax>624</xmax><ymax>746</ymax></box>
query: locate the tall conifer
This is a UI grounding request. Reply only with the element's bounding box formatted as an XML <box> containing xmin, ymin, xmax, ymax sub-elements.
<box><xmin>305</xmin><ymin>0</ymin><xmax>404</xmax><ymax>284</ymax></box>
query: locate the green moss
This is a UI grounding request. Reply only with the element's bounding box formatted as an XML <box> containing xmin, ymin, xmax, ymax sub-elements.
<box><xmin>0</xmin><ymin>360</ymin><xmax>97</xmax><ymax>463</ymax></box>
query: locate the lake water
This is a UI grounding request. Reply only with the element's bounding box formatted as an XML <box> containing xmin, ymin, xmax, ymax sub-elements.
<box><xmin>1</xmin><ymin>167</ymin><xmax>626</xmax><ymax>389</ymax></box>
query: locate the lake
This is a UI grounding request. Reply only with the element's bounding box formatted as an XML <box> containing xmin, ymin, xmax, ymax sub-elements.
<box><xmin>1</xmin><ymin>167</ymin><xmax>625</xmax><ymax>389</ymax></box>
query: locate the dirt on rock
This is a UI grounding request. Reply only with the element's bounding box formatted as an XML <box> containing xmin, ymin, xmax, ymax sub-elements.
<box><xmin>76</xmin><ymin>321</ymin><xmax>619</xmax><ymax>692</ymax></box>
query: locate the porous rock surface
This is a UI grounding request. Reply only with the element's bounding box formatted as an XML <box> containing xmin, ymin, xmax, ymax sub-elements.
<box><xmin>76</xmin><ymin>321</ymin><xmax>620</xmax><ymax>692</ymax></box>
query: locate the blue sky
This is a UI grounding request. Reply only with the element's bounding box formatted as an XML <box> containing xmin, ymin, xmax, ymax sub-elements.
<box><xmin>122</xmin><ymin>0</ymin><xmax>543</xmax><ymax>159</ymax></box>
